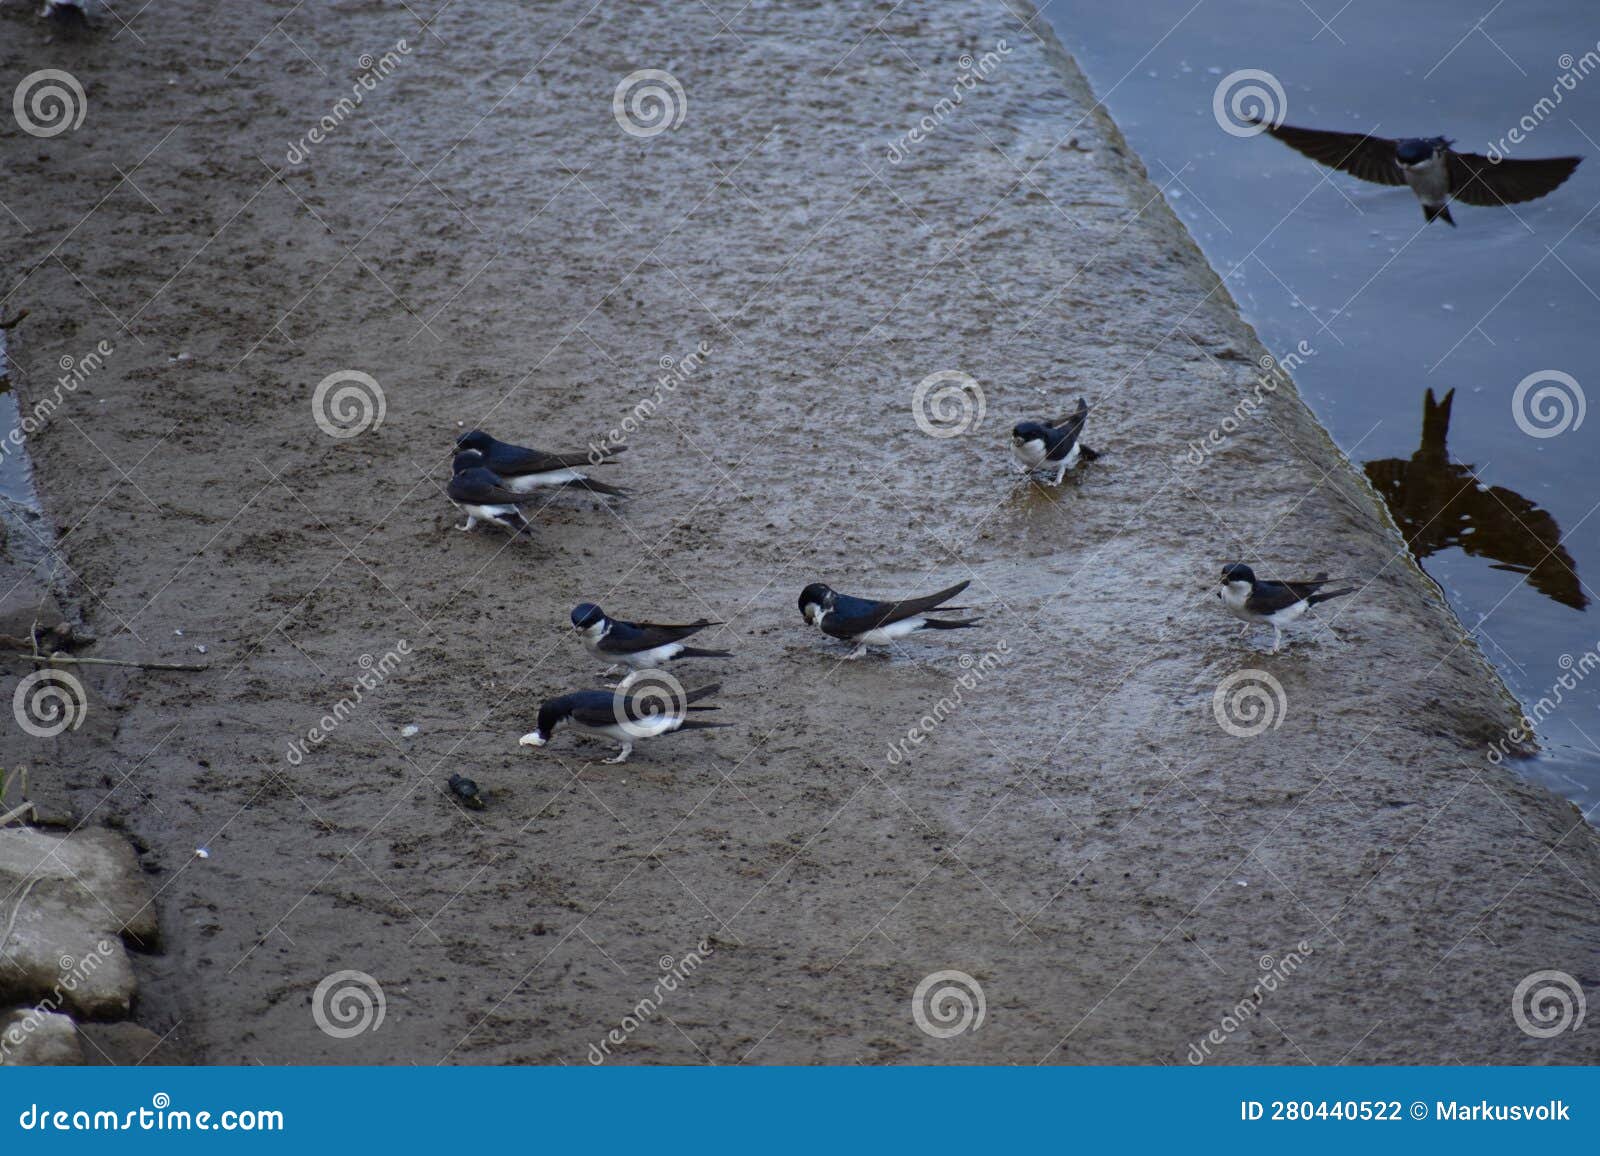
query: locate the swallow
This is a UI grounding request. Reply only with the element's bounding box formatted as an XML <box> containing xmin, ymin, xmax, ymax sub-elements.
<box><xmin>447</xmin><ymin>773</ymin><xmax>485</xmax><ymax>810</ymax></box>
<box><xmin>798</xmin><ymin>579</ymin><xmax>980</xmax><ymax>660</ymax></box>
<box><xmin>448</xmin><ymin>451</ymin><xmax>537</xmax><ymax>534</ymax></box>
<box><xmin>1253</xmin><ymin>119</ymin><xmax>1581</xmax><ymax>226</ymax></box>
<box><xmin>455</xmin><ymin>429</ymin><xmax>626</xmax><ymax>499</ymax></box>
<box><xmin>1012</xmin><ymin>398</ymin><xmax>1100</xmax><ymax>484</ymax></box>
<box><xmin>571</xmin><ymin>603</ymin><xmax>733</xmax><ymax>688</ymax></box>
<box><xmin>518</xmin><ymin>683</ymin><xmax>728</xmax><ymax>764</ymax></box>
<box><xmin>1217</xmin><ymin>563</ymin><xmax>1354</xmax><ymax>653</ymax></box>
<box><xmin>40</xmin><ymin>1</ymin><xmax>91</xmax><ymax>30</ymax></box>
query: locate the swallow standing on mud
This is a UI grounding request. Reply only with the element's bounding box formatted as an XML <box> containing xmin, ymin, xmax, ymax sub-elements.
<box><xmin>1217</xmin><ymin>563</ymin><xmax>1354</xmax><ymax>653</ymax></box>
<box><xmin>571</xmin><ymin>603</ymin><xmax>733</xmax><ymax>688</ymax></box>
<box><xmin>1012</xmin><ymin>398</ymin><xmax>1100</xmax><ymax>484</ymax></box>
<box><xmin>518</xmin><ymin>683</ymin><xmax>728</xmax><ymax>764</ymax></box>
<box><xmin>798</xmin><ymin>579</ymin><xmax>980</xmax><ymax>660</ymax></box>
<box><xmin>455</xmin><ymin>430</ymin><xmax>627</xmax><ymax>498</ymax></box>
<box><xmin>448</xmin><ymin>450</ymin><xmax>538</xmax><ymax>535</ymax></box>
<box><xmin>1252</xmin><ymin>119</ymin><xmax>1581</xmax><ymax>226</ymax></box>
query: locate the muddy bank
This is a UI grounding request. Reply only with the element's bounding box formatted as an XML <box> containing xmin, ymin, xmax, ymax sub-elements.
<box><xmin>1</xmin><ymin>0</ymin><xmax>1596</xmax><ymax>1064</ymax></box>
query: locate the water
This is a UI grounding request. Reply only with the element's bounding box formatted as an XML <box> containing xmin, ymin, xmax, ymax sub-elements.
<box><xmin>1038</xmin><ymin>0</ymin><xmax>1600</xmax><ymax>812</ymax></box>
<box><xmin>0</xmin><ymin>327</ymin><xmax>36</xmax><ymax>508</ymax></box>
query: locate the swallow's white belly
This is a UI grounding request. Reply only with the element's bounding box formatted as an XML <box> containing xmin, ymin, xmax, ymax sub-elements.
<box><xmin>504</xmin><ymin>468</ymin><xmax>585</xmax><ymax>493</ymax></box>
<box><xmin>854</xmin><ymin>617</ymin><xmax>926</xmax><ymax>647</ymax></box>
<box><xmin>1013</xmin><ymin>438</ymin><xmax>1048</xmax><ymax>468</ymax></box>
<box><xmin>461</xmin><ymin>502</ymin><xmax>519</xmax><ymax>523</ymax></box>
<box><xmin>1402</xmin><ymin>156</ymin><xmax>1450</xmax><ymax>205</ymax></box>
<box><xmin>615</xmin><ymin>642</ymin><xmax>685</xmax><ymax>669</ymax></box>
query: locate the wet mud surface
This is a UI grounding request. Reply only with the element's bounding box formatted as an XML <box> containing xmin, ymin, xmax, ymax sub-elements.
<box><xmin>1</xmin><ymin>0</ymin><xmax>1597</xmax><ymax>1063</ymax></box>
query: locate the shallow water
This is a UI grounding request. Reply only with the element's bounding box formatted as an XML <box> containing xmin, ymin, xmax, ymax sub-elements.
<box><xmin>1040</xmin><ymin>0</ymin><xmax>1600</xmax><ymax>813</ymax></box>
<box><xmin>0</xmin><ymin>330</ymin><xmax>34</xmax><ymax>509</ymax></box>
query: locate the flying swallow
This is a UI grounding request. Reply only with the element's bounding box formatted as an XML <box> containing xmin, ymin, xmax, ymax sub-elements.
<box><xmin>798</xmin><ymin>579</ymin><xmax>980</xmax><ymax>660</ymax></box>
<box><xmin>1253</xmin><ymin>119</ymin><xmax>1580</xmax><ymax>225</ymax></box>
<box><xmin>1217</xmin><ymin>563</ymin><xmax>1354</xmax><ymax>653</ymax></box>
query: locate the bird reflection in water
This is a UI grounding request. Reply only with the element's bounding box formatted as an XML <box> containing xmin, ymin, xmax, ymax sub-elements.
<box><xmin>1364</xmin><ymin>388</ymin><xmax>1586</xmax><ymax>611</ymax></box>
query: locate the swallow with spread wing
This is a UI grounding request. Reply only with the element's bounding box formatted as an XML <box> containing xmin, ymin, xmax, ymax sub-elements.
<box><xmin>1253</xmin><ymin>119</ymin><xmax>1580</xmax><ymax>226</ymax></box>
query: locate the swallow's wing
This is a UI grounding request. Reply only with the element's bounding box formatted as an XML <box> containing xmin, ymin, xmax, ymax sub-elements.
<box><xmin>1258</xmin><ymin>122</ymin><xmax>1404</xmax><ymax>187</ymax></box>
<box><xmin>488</xmin><ymin>442</ymin><xmax>596</xmax><ymax>475</ymax></box>
<box><xmin>828</xmin><ymin>580</ymin><xmax>972</xmax><ymax>633</ymax></box>
<box><xmin>600</xmin><ymin>619</ymin><xmax>720</xmax><ymax>653</ymax></box>
<box><xmin>1243</xmin><ymin>578</ymin><xmax>1322</xmax><ymax>615</ymax></box>
<box><xmin>448</xmin><ymin>470</ymin><xmax>530</xmax><ymax>506</ymax></box>
<box><xmin>1046</xmin><ymin>399</ymin><xmax>1089</xmax><ymax>460</ymax></box>
<box><xmin>569</xmin><ymin>692</ymin><xmax>630</xmax><ymax>729</ymax></box>
<box><xmin>1447</xmin><ymin>151</ymin><xmax>1582</xmax><ymax>207</ymax></box>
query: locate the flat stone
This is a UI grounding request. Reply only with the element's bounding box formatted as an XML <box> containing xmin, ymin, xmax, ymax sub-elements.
<box><xmin>0</xmin><ymin>1007</ymin><xmax>84</xmax><ymax>1065</ymax></box>
<box><xmin>78</xmin><ymin>1021</ymin><xmax>188</xmax><ymax>1066</ymax></box>
<box><xmin>0</xmin><ymin>827</ymin><xmax>157</xmax><ymax>1020</ymax></box>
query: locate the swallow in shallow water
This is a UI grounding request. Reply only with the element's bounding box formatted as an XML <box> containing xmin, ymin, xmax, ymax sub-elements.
<box><xmin>571</xmin><ymin>603</ymin><xmax>733</xmax><ymax>688</ymax></box>
<box><xmin>1253</xmin><ymin>120</ymin><xmax>1581</xmax><ymax>226</ymax></box>
<box><xmin>1217</xmin><ymin>563</ymin><xmax>1354</xmax><ymax>653</ymax></box>
<box><xmin>455</xmin><ymin>429</ymin><xmax>626</xmax><ymax>498</ymax></box>
<box><xmin>1012</xmin><ymin>398</ymin><xmax>1100</xmax><ymax>484</ymax></box>
<box><xmin>518</xmin><ymin>683</ymin><xmax>728</xmax><ymax>764</ymax></box>
<box><xmin>798</xmin><ymin>579</ymin><xmax>980</xmax><ymax>660</ymax></box>
<box><xmin>448</xmin><ymin>451</ymin><xmax>537</xmax><ymax>535</ymax></box>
